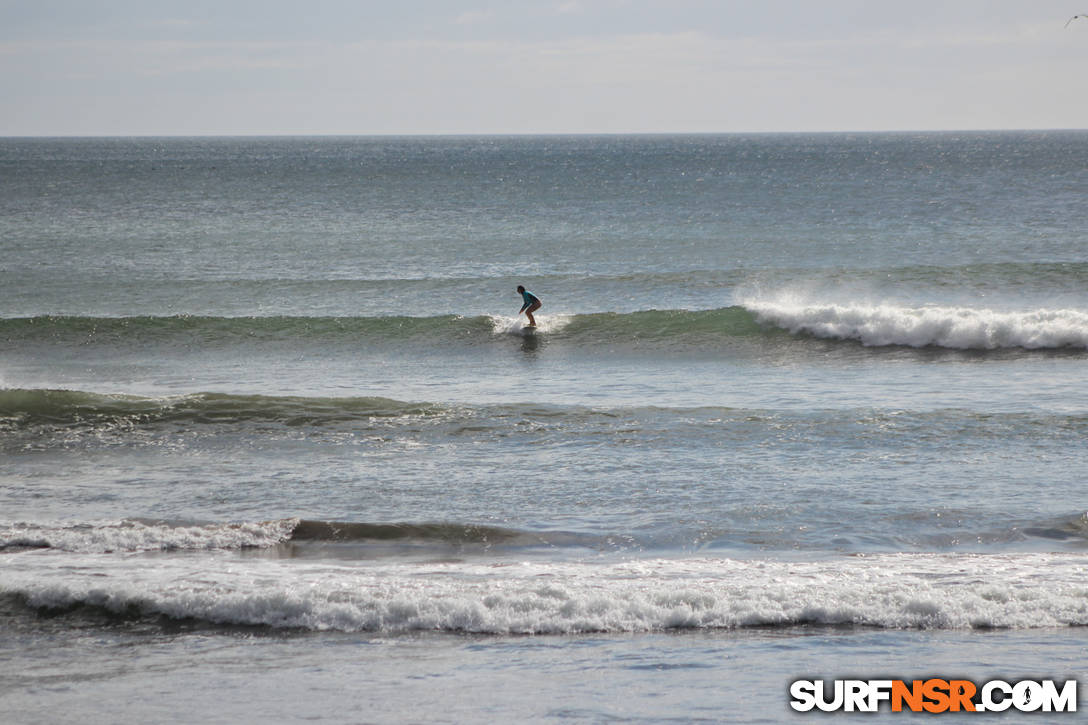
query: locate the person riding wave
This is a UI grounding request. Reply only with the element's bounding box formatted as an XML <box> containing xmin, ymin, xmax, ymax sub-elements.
<box><xmin>516</xmin><ymin>285</ymin><xmax>542</xmax><ymax>326</ymax></box>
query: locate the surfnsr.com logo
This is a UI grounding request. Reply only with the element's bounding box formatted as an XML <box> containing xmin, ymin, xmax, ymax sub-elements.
<box><xmin>789</xmin><ymin>678</ymin><xmax>1078</xmax><ymax>713</ymax></box>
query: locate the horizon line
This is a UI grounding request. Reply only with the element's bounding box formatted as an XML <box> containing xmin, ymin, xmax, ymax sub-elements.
<box><xmin>2</xmin><ymin>127</ymin><xmax>1086</xmax><ymax>140</ymax></box>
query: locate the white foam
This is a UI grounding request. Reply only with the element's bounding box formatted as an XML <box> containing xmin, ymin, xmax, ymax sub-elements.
<box><xmin>741</xmin><ymin>295</ymin><xmax>1088</xmax><ymax>349</ymax></box>
<box><xmin>4</xmin><ymin>552</ymin><xmax>1087</xmax><ymax>633</ymax></box>
<box><xmin>0</xmin><ymin>519</ymin><xmax>299</xmax><ymax>553</ymax></box>
<box><xmin>488</xmin><ymin>314</ymin><xmax>572</xmax><ymax>336</ymax></box>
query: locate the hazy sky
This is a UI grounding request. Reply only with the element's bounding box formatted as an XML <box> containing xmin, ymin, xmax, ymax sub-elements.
<box><xmin>2</xmin><ymin>0</ymin><xmax>1087</xmax><ymax>135</ymax></box>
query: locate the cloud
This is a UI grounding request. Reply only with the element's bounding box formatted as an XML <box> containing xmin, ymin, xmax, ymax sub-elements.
<box><xmin>454</xmin><ymin>10</ymin><xmax>494</xmax><ymax>26</ymax></box>
<box><xmin>1</xmin><ymin>1</ymin><xmax>1086</xmax><ymax>135</ymax></box>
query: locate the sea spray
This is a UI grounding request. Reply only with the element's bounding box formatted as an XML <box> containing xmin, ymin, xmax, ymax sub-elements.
<box><xmin>741</xmin><ymin>297</ymin><xmax>1088</xmax><ymax>350</ymax></box>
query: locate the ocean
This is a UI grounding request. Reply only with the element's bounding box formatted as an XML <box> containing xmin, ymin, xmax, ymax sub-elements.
<box><xmin>1</xmin><ymin>132</ymin><xmax>1087</xmax><ymax>722</ymax></box>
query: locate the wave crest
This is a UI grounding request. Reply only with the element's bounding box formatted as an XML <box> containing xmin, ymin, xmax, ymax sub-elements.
<box><xmin>0</xmin><ymin>519</ymin><xmax>299</xmax><ymax>553</ymax></box>
<box><xmin>0</xmin><ymin>389</ymin><xmax>439</xmax><ymax>430</ymax></box>
<box><xmin>743</xmin><ymin>297</ymin><xmax>1088</xmax><ymax>350</ymax></box>
<box><xmin>5</xmin><ymin>553</ymin><xmax>1087</xmax><ymax>633</ymax></box>
<box><xmin>0</xmin><ymin>518</ymin><xmax>596</xmax><ymax>554</ymax></box>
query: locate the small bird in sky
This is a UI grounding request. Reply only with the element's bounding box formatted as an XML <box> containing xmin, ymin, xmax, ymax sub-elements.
<box><xmin>1066</xmin><ymin>14</ymin><xmax>1088</xmax><ymax>27</ymax></box>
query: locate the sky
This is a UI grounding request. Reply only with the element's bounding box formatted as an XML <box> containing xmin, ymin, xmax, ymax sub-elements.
<box><xmin>2</xmin><ymin>0</ymin><xmax>1087</xmax><ymax>136</ymax></box>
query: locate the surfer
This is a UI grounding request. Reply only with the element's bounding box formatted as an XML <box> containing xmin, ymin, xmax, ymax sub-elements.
<box><xmin>517</xmin><ymin>285</ymin><xmax>542</xmax><ymax>327</ymax></box>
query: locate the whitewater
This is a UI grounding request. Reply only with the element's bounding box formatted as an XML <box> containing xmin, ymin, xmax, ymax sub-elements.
<box><xmin>6</xmin><ymin>548</ymin><xmax>1088</xmax><ymax>634</ymax></box>
<box><xmin>744</xmin><ymin>297</ymin><xmax>1088</xmax><ymax>350</ymax></box>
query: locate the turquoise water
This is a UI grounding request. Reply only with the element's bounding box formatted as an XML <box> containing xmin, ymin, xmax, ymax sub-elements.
<box><xmin>2</xmin><ymin>133</ymin><xmax>1087</xmax><ymax>722</ymax></box>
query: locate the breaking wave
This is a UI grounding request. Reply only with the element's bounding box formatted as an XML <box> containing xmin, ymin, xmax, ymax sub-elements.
<box><xmin>0</xmin><ymin>309</ymin><xmax>762</xmax><ymax>348</ymax></box>
<box><xmin>0</xmin><ymin>518</ymin><xmax>299</xmax><ymax>553</ymax></box>
<box><xmin>742</xmin><ymin>298</ymin><xmax>1088</xmax><ymax>350</ymax></box>
<box><xmin>4</xmin><ymin>552</ymin><xmax>1088</xmax><ymax>633</ymax></box>
<box><xmin>0</xmin><ymin>518</ymin><xmax>598</xmax><ymax>554</ymax></box>
<box><xmin>5</xmin><ymin>300</ymin><xmax>1088</xmax><ymax>352</ymax></box>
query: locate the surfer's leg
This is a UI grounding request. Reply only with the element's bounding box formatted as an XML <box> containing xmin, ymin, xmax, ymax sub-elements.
<box><xmin>526</xmin><ymin>301</ymin><xmax>541</xmax><ymax>326</ymax></box>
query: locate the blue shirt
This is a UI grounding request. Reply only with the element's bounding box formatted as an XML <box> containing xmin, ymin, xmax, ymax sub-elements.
<box><xmin>520</xmin><ymin>290</ymin><xmax>540</xmax><ymax>310</ymax></box>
